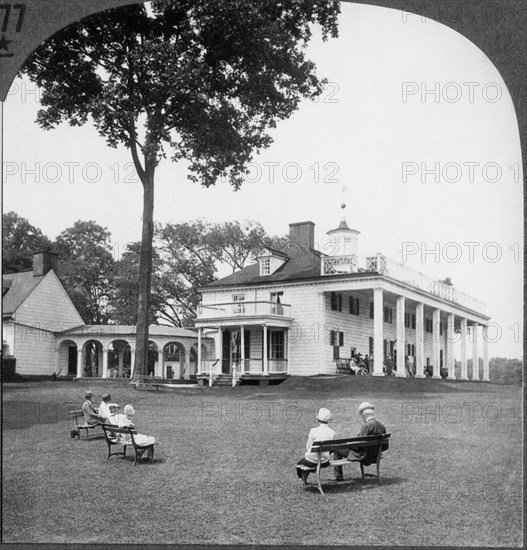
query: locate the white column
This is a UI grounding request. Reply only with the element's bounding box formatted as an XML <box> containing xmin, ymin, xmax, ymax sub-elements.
<box><xmin>263</xmin><ymin>325</ymin><xmax>269</xmax><ymax>375</ymax></box>
<box><xmin>129</xmin><ymin>347</ymin><xmax>136</xmax><ymax>379</ymax></box>
<box><xmin>76</xmin><ymin>347</ymin><xmax>83</xmax><ymax>378</ymax></box>
<box><xmin>432</xmin><ymin>309</ymin><xmax>441</xmax><ymax>379</ymax></box>
<box><xmin>197</xmin><ymin>328</ymin><xmax>202</xmax><ymax>374</ymax></box>
<box><xmin>415</xmin><ymin>303</ymin><xmax>425</xmax><ymax>378</ymax></box>
<box><xmin>460</xmin><ymin>318</ymin><xmax>468</xmax><ymax>380</ymax></box>
<box><xmin>118</xmin><ymin>349</ymin><xmax>124</xmax><ymax>377</ymax></box>
<box><xmin>482</xmin><ymin>325</ymin><xmax>490</xmax><ymax>381</ymax></box>
<box><xmin>373</xmin><ymin>288</ymin><xmax>384</xmax><ymax>376</ymax></box>
<box><xmin>156</xmin><ymin>349</ymin><xmax>163</xmax><ymax>377</ymax></box>
<box><xmin>184</xmin><ymin>351</ymin><xmax>191</xmax><ymax>379</ymax></box>
<box><xmin>395</xmin><ymin>296</ymin><xmax>406</xmax><ymax>377</ymax></box>
<box><xmin>241</xmin><ymin>326</ymin><xmax>246</xmax><ymax>374</ymax></box>
<box><xmin>102</xmin><ymin>348</ymin><xmax>108</xmax><ymax>378</ymax></box>
<box><xmin>447</xmin><ymin>313</ymin><xmax>455</xmax><ymax>379</ymax></box>
<box><xmin>472</xmin><ymin>323</ymin><xmax>480</xmax><ymax>381</ymax></box>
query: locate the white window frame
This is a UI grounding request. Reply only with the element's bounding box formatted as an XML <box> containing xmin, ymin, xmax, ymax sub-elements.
<box><xmin>232</xmin><ymin>293</ymin><xmax>246</xmax><ymax>314</ymax></box>
<box><xmin>260</xmin><ymin>257</ymin><xmax>271</xmax><ymax>275</ymax></box>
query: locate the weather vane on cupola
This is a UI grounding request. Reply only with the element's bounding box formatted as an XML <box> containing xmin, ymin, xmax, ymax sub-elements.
<box><xmin>341</xmin><ymin>184</ymin><xmax>347</xmax><ymax>219</ymax></box>
<box><xmin>327</xmin><ymin>183</ymin><xmax>360</xmax><ymax>257</ymax></box>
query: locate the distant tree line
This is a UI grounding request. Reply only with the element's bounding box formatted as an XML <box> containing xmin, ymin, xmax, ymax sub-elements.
<box><xmin>2</xmin><ymin>211</ymin><xmax>287</xmax><ymax>327</ymax></box>
<box><xmin>453</xmin><ymin>357</ymin><xmax>522</xmax><ymax>386</ymax></box>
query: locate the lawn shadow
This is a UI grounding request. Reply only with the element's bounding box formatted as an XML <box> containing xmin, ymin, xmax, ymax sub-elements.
<box><xmin>303</xmin><ymin>476</ymin><xmax>408</xmax><ymax>495</ymax></box>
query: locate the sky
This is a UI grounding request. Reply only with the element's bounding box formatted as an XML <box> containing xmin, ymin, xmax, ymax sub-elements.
<box><xmin>2</xmin><ymin>3</ymin><xmax>523</xmax><ymax>359</ymax></box>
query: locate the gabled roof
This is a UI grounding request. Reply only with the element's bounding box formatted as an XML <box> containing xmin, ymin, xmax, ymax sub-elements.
<box><xmin>205</xmin><ymin>245</ymin><xmax>325</xmax><ymax>289</ymax></box>
<box><xmin>259</xmin><ymin>246</ymin><xmax>289</xmax><ymax>259</ymax></box>
<box><xmin>2</xmin><ymin>270</ymin><xmax>44</xmax><ymax>316</ymax></box>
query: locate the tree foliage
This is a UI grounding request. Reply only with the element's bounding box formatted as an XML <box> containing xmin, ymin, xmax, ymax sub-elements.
<box><xmin>2</xmin><ymin>212</ymin><xmax>52</xmax><ymax>273</ymax></box>
<box><xmin>22</xmin><ymin>0</ymin><xmax>340</xmax><ymax>375</ymax></box>
<box><xmin>112</xmin><ymin>241</ymin><xmax>169</xmax><ymax>325</ymax></box>
<box><xmin>54</xmin><ymin>220</ymin><xmax>115</xmax><ymax>324</ymax></box>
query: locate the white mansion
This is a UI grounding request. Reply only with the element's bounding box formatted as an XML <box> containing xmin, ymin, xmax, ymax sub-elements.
<box><xmin>195</xmin><ymin>214</ymin><xmax>491</xmax><ymax>383</ymax></box>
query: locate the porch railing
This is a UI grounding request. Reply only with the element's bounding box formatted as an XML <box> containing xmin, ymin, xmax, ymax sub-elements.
<box><xmin>322</xmin><ymin>253</ymin><xmax>486</xmax><ymax>313</ymax></box>
<box><xmin>238</xmin><ymin>358</ymin><xmax>288</xmax><ymax>374</ymax></box>
<box><xmin>197</xmin><ymin>301</ymin><xmax>291</xmax><ymax>319</ymax></box>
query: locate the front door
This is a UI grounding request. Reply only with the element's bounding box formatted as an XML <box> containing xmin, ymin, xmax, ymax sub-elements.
<box><xmin>222</xmin><ymin>330</ymin><xmax>231</xmax><ymax>373</ymax></box>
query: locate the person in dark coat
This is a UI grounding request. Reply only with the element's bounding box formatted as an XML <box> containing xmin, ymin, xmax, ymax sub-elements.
<box><xmin>81</xmin><ymin>390</ymin><xmax>104</xmax><ymax>425</ymax></box>
<box><xmin>334</xmin><ymin>401</ymin><xmax>389</xmax><ymax>480</ymax></box>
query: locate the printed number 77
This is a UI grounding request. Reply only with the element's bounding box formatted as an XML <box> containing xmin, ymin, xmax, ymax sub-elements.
<box><xmin>0</xmin><ymin>3</ymin><xmax>26</xmax><ymax>33</ymax></box>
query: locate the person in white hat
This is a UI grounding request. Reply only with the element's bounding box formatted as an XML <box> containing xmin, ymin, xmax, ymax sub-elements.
<box><xmin>334</xmin><ymin>401</ymin><xmax>388</xmax><ymax>481</ymax></box>
<box><xmin>296</xmin><ymin>407</ymin><xmax>335</xmax><ymax>480</ymax></box>
<box><xmin>116</xmin><ymin>404</ymin><xmax>156</xmax><ymax>460</ymax></box>
<box><xmin>99</xmin><ymin>392</ymin><xmax>119</xmax><ymax>423</ymax></box>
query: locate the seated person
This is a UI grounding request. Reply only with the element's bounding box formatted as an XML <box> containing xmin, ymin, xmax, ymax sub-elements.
<box><xmin>334</xmin><ymin>401</ymin><xmax>388</xmax><ymax>481</ymax></box>
<box><xmin>99</xmin><ymin>392</ymin><xmax>119</xmax><ymax>423</ymax></box>
<box><xmin>117</xmin><ymin>404</ymin><xmax>156</xmax><ymax>460</ymax></box>
<box><xmin>296</xmin><ymin>408</ymin><xmax>335</xmax><ymax>479</ymax></box>
<box><xmin>81</xmin><ymin>390</ymin><xmax>105</xmax><ymax>425</ymax></box>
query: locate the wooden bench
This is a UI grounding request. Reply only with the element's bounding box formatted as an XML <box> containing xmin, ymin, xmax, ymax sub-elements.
<box><xmin>297</xmin><ymin>433</ymin><xmax>391</xmax><ymax>496</ymax></box>
<box><xmin>336</xmin><ymin>360</ymin><xmax>352</xmax><ymax>375</ymax></box>
<box><xmin>69</xmin><ymin>410</ymin><xmax>102</xmax><ymax>440</ymax></box>
<box><xmin>101</xmin><ymin>424</ymin><xmax>157</xmax><ymax>466</ymax></box>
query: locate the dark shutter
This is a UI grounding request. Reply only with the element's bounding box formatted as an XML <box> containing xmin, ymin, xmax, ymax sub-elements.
<box><xmin>244</xmin><ymin>330</ymin><xmax>251</xmax><ymax>359</ymax></box>
<box><xmin>339</xmin><ymin>331</ymin><xmax>344</xmax><ymax>346</ymax></box>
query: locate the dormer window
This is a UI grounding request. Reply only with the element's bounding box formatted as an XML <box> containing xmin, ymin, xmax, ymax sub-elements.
<box><xmin>257</xmin><ymin>247</ymin><xmax>288</xmax><ymax>276</ymax></box>
<box><xmin>260</xmin><ymin>257</ymin><xmax>271</xmax><ymax>275</ymax></box>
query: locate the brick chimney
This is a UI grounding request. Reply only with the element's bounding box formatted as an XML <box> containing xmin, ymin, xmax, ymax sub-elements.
<box><xmin>289</xmin><ymin>221</ymin><xmax>315</xmax><ymax>250</ymax></box>
<box><xmin>32</xmin><ymin>250</ymin><xmax>58</xmax><ymax>277</ymax></box>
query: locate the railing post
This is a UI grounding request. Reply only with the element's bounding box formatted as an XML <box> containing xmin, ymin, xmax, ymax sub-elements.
<box><xmin>209</xmin><ymin>360</ymin><xmax>212</xmax><ymax>387</ymax></box>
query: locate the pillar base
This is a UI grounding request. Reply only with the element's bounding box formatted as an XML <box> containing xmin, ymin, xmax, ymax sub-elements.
<box><xmin>432</xmin><ymin>375</ymin><xmax>441</xmax><ymax>379</ymax></box>
<box><xmin>372</xmin><ymin>372</ymin><xmax>385</xmax><ymax>377</ymax></box>
<box><xmin>415</xmin><ymin>374</ymin><xmax>426</xmax><ymax>379</ymax></box>
<box><xmin>472</xmin><ymin>378</ymin><xmax>480</xmax><ymax>382</ymax></box>
<box><xmin>447</xmin><ymin>376</ymin><xmax>457</xmax><ymax>381</ymax></box>
<box><xmin>395</xmin><ymin>373</ymin><xmax>406</xmax><ymax>378</ymax></box>
<box><xmin>482</xmin><ymin>377</ymin><xmax>490</xmax><ymax>382</ymax></box>
<box><xmin>459</xmin><ymin>376</ymin><xmax>469</xmax><ymax>381</ymax></box>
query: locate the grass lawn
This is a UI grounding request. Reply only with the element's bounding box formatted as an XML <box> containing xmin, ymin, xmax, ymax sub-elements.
<box><xmin>2</xmin><ymin>376</ymin><xmax>523</xmax><ymax>546</ymax></box>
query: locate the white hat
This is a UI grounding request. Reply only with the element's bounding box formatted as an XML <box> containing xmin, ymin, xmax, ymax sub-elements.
<box><xmin>124</xmin><ymin>404</ymin><xmax>136</xmax><ymax>416</ymax></box>
<box><xmin>316</xmin><ymin>407</ymin><xmax>332</xmax><ymax>423</ymax></box>
<box><xmin>358</xmin><ymin>401</ymin><xmax>375</xmax><ymax>414</ymax></box>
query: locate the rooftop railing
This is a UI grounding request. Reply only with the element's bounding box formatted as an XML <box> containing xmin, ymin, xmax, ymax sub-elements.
<box><xmin>322</xmin><ymin>254</ymin><xmax>486</xmax><ymax>314</ymax></box>
<box><xmin>197</xmin><ymin>301</ymin><xmax>292</xmax><ymax>320</ymax></box>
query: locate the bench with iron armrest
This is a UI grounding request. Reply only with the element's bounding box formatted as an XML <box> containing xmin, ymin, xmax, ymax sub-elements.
<box><xmin>297</xmin><ymin>433</ymin><xmax>391</xmax><ymax>496</ymax></box>
<box><xmin>101</xmin><ymin>424</ymin><xmax>156</xmax><ymax>466</ymax></box>
<box><xmin>69</xmin><ymin>410</ymin><xmax>103</xmax><ymax>440</ymax></box>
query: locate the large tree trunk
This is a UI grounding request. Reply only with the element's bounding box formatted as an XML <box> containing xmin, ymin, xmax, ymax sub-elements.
<box><xmin>133</xmin><ymin>164</ymin><xmax>155</xmax><ymax>379</ymax></box>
